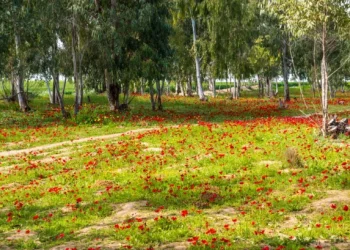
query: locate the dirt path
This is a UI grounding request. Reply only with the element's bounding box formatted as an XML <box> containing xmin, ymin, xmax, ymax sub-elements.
<box><xmin>0</xmin><ymin>127</ymin><xmax>164</xmax><ymax>158</ymax></box>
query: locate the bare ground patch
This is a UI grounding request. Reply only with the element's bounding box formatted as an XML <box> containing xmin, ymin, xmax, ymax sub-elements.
<box><xmin>5</xmin><ymin>230</ymin><xmax>38</xmax><ymax>242</ymax></box>
<box><xmin>311</xmin><ymin>240</ymin><xmax>350</xmax><ymax>250</ymax></box>
<box><xmin>277</xmin><ymin>190</ymin><xmax>350</xmax><ymax>230</ymax></box>
<box><xmin>256</xmin><ymin>160</ymin><xmax>283</xmax><ymax>167</ymax></box>
<box><xmin>156</xmin><ymin>242</ymin><xmax>190</xmax><ymax>250</ymax></box>
<box><xmin>77</xmin><ymin>200</ymin><xmax>158</xmax><ymax>236</ymax></box>
<box><xmin>0</xmin><ymin>127</ymin><xmax>162</xmax><ymax>158</ymax></box>
<box><xmin>307</xmin><ymin>190</ymin><xmax>350</xmax><ymax>213</ymax></box>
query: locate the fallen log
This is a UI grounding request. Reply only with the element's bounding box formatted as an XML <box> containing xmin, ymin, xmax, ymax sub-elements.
<box><xmin>327</xmin><ymin>117</ymin><xmax>350</xmax><ymax>138</ymax></box>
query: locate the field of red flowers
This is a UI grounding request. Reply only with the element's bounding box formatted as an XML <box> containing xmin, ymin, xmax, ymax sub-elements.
<box><xmin>0</xmin><ymin>94</ymin><xmax>349</xmax><ymax>249</ymax></box>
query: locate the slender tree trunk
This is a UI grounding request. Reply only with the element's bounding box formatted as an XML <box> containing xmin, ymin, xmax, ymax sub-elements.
<box><xmin>156</xmin><ymin>80</ymin><xmax>163</xmax><ymax>111</ymax></box>
<box><xmin>237</xmin><ymin>78</ymin><xmax>241</xmax><ymax>98</ymax></box>
<box><xmin>282</xmin><ymin>35</ymin><xmax>290</xmax><ymax>102</ymax></box>
<box><xmin>149</xmin><ymin>81</ymin><xmax>156</xmax><ymax>111</ymax></box>
<box><xmin>275</xmin><ymin>80</ymin><xmax>278</xmax><ymax>96</ymax></box>
<box><xmin>45</xmin><ymin>79</ymin><xmax>53</xmax><ymax>103</ymax></box>
<box><xmin>14</xmin><ymin>32</ymin><xmax>30</xmax><ymax>112</ymax></box>
<box><xmin>53</xmin><ymin>69</ymin><xmax>69</xmax><ymax>118</ymax></box>
<box><xmin>133</xmin><ymin>82</ymin><xmax>137</xmax><ymax>94</ymax></box>
<box><xmin>186</xmin><ymin>76</ymin><xmax>193</xmax><ymax>96</ymax></box>
<box><xmin>180</xmin><ymin>81</ymin><xmax>185</xmax><ymax>97</ymax></box>
<box><xmin>140</xmin><ymin>78</ymin><xmax>144</xmax><ymax>95</ymax></box>
<box><xmin>233</xmin><ymin>78</ymin><xmax>237</xmax><ymax>99</ymax></box>
<box><xmin>123</xmin><ymin>82</ymin><xmax>130</xmax><ymax>104</ymax></box>
<box><xmin>105</xmin><ymin>69</ymin><xmax>118</xmax><ymax>111</ymax></box>
<box><xmin>62</xmin><ymin>77</ymin><xmax>67</xmax><ymax>99</ymax></box>
<box><xmin>191</xmin><ymin>17</ymin><xmax>205</xmax><ymax>101</ymax></box>
<box><xmin>266</xmin><ymin>76</ymin><xmax>271</xmax><ymax>98</ymax></box>
<box><xmin>321</xmin><ymin>22</ymin><xmax>328</xmax><ymax>137</ymax></box>
<box><xmin>79</xmin><ymin>59</ymin><xmax>83</xmax><ymax>106</ymax></box>
<box><xmin>312</xmin><ymin>37</ymin><xmax>317</xmax><ymax>97</ymax></box>
<box><xmin>166</xmin><ymin>79</ymin><xmax>170</xmax><ymax>96</ymax></box>
<box><xmin>257</xmin><ymin>76</ymin><xmax>260</xmax><ymax>98</ymax></box>
<box><xmin>176</xmin><ymin>80</ymin><xmax>181</xmax><ymax>95</ymax></box>
<box><xmin>72</xmin><ymin>16</ymin><xmax>80</xmax><ymax>116</ymax></box>
<box><xmin>52</xmin><ymin>78</ymin><xmax>56</xmax><ymax>104</ymax></box>
<box><xmin>51</xmin><ymin>37</ymin><xmax>60</xmax><ymax>105</ymax></box>
<box><xmin>10</xmin><ymin>72</ymin><xmax>16</xmax><ymax>102</ymax></box>
<box><xmin>212</xmin><ymin>78</ymin><xmax>216</xmax><ymax>98</ymax></box>
<box><xmin>209</xmin><ymin>77</ymin><xmax>216</xmax><ymax>98</ymax></box>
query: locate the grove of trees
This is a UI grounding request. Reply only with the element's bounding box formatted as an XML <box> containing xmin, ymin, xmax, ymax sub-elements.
<box><xmin>1</xmin><ymin>0</ymin><xmax>350</xmax><ymax>135</ymax></box>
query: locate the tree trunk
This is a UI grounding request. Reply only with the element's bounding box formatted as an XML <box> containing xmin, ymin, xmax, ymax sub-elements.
<box><xmin>14</xmin><ymin>32</ymin><xmax>30</xmax><ymax>112</ymax></box>
<box><xmin>191</xmin><ymin>18</ymin><xmax>206</xmax><ymax>101</ymax></box>
<box><xmin>208</xmin><ymin>77</ymin><xmax>216</xmax><ymax>98</ymax></box>
<box><xmin>237</xmin><ymin>78</ymin><xmax>241</xmax><ymax>98</ymax></box>
<box><xmin>166</xmin><ymin>79</ymin><xmax>170</xmax><ymax>96</ymax></box>
<box><xmin>282</xmin><ymin>35</ymin><xmax>290</xmax><ymax>102</ymax></box>
<box><xmin>62</xmin><ymin>77</ymin><xmax>67</xmax><ymax>99</ymax></box>
<box><xmin>72</xmin><ymin>17</ymin><xmax>80</xmax><ymax>116</ymax></box>
<box><xmin>186</xmin><ymin>76</ymin><xmax>193</xmax><ymax>96</ymax></box>
<box><xmin>105</xmin><ymin>69</ymin><xmax>118</xmax><ymax>111</ymax></box>
<box><xmin>140</xmin><ymin>78</ymin><xmax>144</xmax><ymax>95</ymax></box>
<box><xmin>180</xmin><ymin>81</ymin><xmax>185</xmax><ymax>97</ymax></box>
<box><xmin>258</xmin><ymin>75</ymin><xmax>264</xmax><ymax>98</ymax></box>
<box><xmin>176</xmin><ymin>80</ymin><xmax>181</xmax><ymax>95</ymax></box>
<box><xmin>149</xmin><ymin>81</ymin><xmax>156</xmax><ymax>111</ymax></box>
<box><xmin>156</xmin><ymin>80</ymin><xmax>163</xmax><ymax>111</ymax></box>
<box><xmin>321</xmin><ymin>22</ymin><xmax>328</xmax><ymax>137</ymax></box>
<box><xmin>79</xmin><ymin>67</ymin><xmax>83</xmax><ymax>106</ymax></box>
<box><xmin>233</xmin><ymin>78</ymin><xmax>237</xmax><ymax>99</ymax></box>
<box><xmin>266</xmin><ymin>76</ymin><xmax>269</xmax><ymax>98</ymax></box>
<box><xmin>45</xmin><ymin>79</ymin><xmax>53</xmax><ymax>103</ymax></box>
<box><xmin>52</xmin><ymin>77</ymin><xmax>56</xmax><ymax>105</ymax></box>
<box><xmin>10</xmin><ymin>72</ymin><xmax>16</xmax><ymax>102</ymax></box>
<box><xmin>53</xmin><ymin>70</ymin><xmax>69</xmax><ymax>118</ymax></box>
<box><xmin>312</xmin><ymin>37</ymin><xmax>318</xmax><ymax>97</ymax></box>
<box><xmin>275</xmin><ymin>80</ymin><xmax>278</xmax><ymax>96</ymax></box>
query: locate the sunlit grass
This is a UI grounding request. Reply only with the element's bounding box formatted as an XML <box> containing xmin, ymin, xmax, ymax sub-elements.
<box><xmin>0</xmin><ymin>88</ymin><xmax>349</xmax><ymax>249</ymax></box>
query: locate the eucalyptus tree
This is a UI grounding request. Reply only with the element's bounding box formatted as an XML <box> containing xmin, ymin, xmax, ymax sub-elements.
<box><xmin>138</xmin><ymin>0</ymin><xmax>172</xmax><ymax>110</ymax></box>
<box><xmin>0</xmin><ymin>3</ymin><xmax>12</xmax><ymax>100</ymax></box>
<box><xmin>169</xmin><ymin>18</ymin><xmax>195</xmax><ymax>96</ymax></box>
<box><xmin>92</xmin><ymin>0</ymin><xmax>148</xmax><ymax>110</ymax></box>
<box><xmin>202</xmin><ymin>0</ymin><xmax>259</xmax><ymax>99</ymax></box>
<box><xmin>1</xmin><ymin>0</ymin><xmax>34</xmax><ymax>111</ymax></box>
<box><xmin>31</xmin><ymin>0</ymin><xmax>71</xmax><ymax>118</ymax></box>
<box><xmin>249</xmin><ymin>37</ymin><xmax>280</xmax><ymax>98</ymax></box>
<box><xmin>268</xmin><ymin>0</ymin><xmax>350</xmax><ymax>135</ymax></box>
<box><xmin>175</xmin><ymin>0</ymin><xmax>206</xmax><ymax>101</ymax></box>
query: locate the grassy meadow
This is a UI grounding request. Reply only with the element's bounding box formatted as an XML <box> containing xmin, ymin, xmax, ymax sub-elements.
<box><xmin>0</xmin><ymin>83</ymin><xmax>350</xmax><ymax>249</ymax></box>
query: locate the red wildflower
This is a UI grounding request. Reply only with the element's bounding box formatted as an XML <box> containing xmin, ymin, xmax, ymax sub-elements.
<box><xmin>181</xmin><ymin>210</ymin><xmax>188</xmax><ymax>217</ymax></box>
<box><xmin>206</xmin><ymin>228</ymin><xmax>216</xmax><ymax>234</ymax></box>
<box><xmin>56</xmin><ymin>233</ymin><xmax>65</xmax><ymax>239</ymax></box>
<box><xmin>343</xmin><ymin>205</ymin><xmax>349</xmax><ymax>211</ymax></box>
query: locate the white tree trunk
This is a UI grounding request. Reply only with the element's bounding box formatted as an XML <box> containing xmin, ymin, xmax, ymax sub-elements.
<box><xmin>321</xmin><ymin>22</ymin><xmax>328</xmax><ymax>137</ymax></box>
<box><xmin>282</xmin><ymin>35</ymin><xmax>290</xmax><ymax>102</ymax></box>
<box><xmin>45</xmin><ymin>79</ymin><xmax>53</xmax><ymax>103</ymax></box>
<box><xmin>191</xmin><ymin>18</ymin><xmax>205</xmax><ymax>101</ymax></box>
<box><xmin>72</xmin><ymin>16</ymin><xmax>80</xmax><ymax>116</ymax></box>
<box><xmin>14</xmin><ymin>32</ymin><xmax>30</xmax><ymax>112</ymax></box>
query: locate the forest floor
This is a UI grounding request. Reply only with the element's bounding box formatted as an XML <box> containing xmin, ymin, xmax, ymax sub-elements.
<box><xmin>0</xmin><ymin>92</ymin><xmax>350</xmax><ymax>250</ymax></box>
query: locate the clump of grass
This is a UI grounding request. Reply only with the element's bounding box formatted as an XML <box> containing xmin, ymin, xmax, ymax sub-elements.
<box><xmin>285</xmin><ymin>147</ymin><xmax>303</xmax><ymax>168</ymax></box>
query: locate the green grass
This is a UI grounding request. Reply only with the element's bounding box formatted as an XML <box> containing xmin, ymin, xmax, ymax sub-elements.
<box><xmin>0</xmin><ymin>87</ymin><xmax>349</xmax><ymax>249</ymax></box>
